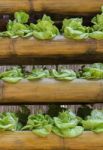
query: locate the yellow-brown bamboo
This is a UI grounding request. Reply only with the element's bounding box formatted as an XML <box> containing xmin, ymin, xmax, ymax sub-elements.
<box><xmin>0</xmin><ymin>38</ymin><xmax>103</xmax><ymax>63</ymax></box>
<box><xmin>0</xmin><ymin>0</ymin><xmax>103</xmax><ymax>14</ymax></box>
<box><xmin>0</xmin><ymin>38</ymin><xmax>98</xmax><ymax>57</ymax></box>
<box><xmin>1</xmin><ymin>79</ymin><xmax>103</xmax><ymax>103</ymax></box>
<box><xmin>0</xmin><ymin>131</ymin><xmax>102</xmax><ymax>150</ymax></box>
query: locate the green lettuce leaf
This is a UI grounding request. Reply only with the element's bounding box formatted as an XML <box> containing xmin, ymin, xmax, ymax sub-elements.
<box><xmin>0</xmin><ymin>67</ymin><xmax>23</xmax><ymax>83</ymax></box>
<box><xmin>78</xmin><ymin>63</ymin><xmax>103</xmax><ymax>79</ymax></box>
<box><xmin>62</xmin><ymin>18</ymin><xmax>89</xmax><ymax>40</ymax></box>
<box><xmin>89</xmin><ymin>31</ymin><xmax>103</xmax><ymax>39</ymax></box>
<box><xmin>2</xmin><ymin>11</ymin><xmax>30</xmax><ymax>38</ymax></box>
<box><xmin>30</xmin><ymin>14</ymin><xmax>59</xmax><ymax>40</ymax></box>
<box><xmin>0</xmin><ymin>112</ymin><xmax>19</xmax><ymax>131</ymax></box>
<box><xmin>90</xmin><ymin>6</ymin><xmax>103</xmax><ymax>39</ymax></box>
<box><xmin>33</xmin><ymin>124</ymin><xmax>52</xmax><ymax>137</ymax></box>
<box><xmin>82</xmin><ymin>109</ymin><xmax>103</xmax><ymax>133</ymax></box>
<box><xmin>51</xmin><ymin>69</ymin><xmax>76</xmax><ymax>80</ymax></box>
<box><xmin>52</xmin><ymin>111</ymin><xmax>83</xmax><ymax>138</ymax></box>
<box><xmin>2</xmin><ymin>77</ymin><xmax>23</xmax><ymax>83</ymax></box>
<box><xmin>22</xmin><ymin>113</ymin><xmax>53</xmax><ymax>137</ymax></box>
<box><xmin>91</xmin><ymin>6</ymin><xmax>103</xmax><ymax>31</ymax></box>
<box><xmin>53</xmin><ymin>126</ymin><xmax>84</xmax><ymax>138</ymax></box>
<box><xmin>27</xmin><ymin>69</ymin><xmax>50</xmax><ymax>80</ymax></box>
<box><xmin>53</xmin><ymin>111</ymin><xmax>80</xmax><ymax>129</ymax></box>
<box><xmin>15</xmin><ymin>11</ymin><xmax>29</xmax><ymax>24</ymax></box>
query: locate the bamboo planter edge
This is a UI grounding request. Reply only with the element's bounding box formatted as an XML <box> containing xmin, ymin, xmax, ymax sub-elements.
<box><xmin>0</xmin><ymin>131</ymin><xmax>102</xmax><ymax>150</ymax></box>
<box><xmin>0</xmin><ymin>79</ymin><xmax>102</xmax><ymax>103</ymax></box>
<box><xmin>0</xmin><ymin>0</ymin><xmax>102</xmax><ymax>15</ymax></box>
<box><xmin>0</xmin><ymin>37</ymin><xmax>103</xmax><ymax>64</ymax></box>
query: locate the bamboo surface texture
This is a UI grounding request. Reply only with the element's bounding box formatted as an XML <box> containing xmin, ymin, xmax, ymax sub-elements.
<box><xmin>0</xmin><ymin>0</ymin><xmax>103</xmax><ymax>15</ymax></box>
<box><xmin>0</xmin><ymin>79</ymin><xmax>103</xmax><ymax>103</ymax></box>
<box><xmin>0</xmin><ymin>38</ymin><xmax>103</xmax><ymax>64</ymax></box>
<box><xmin>0</xmin><ymin>131</ymin><xmax>102</xmax><ymax>150</ymax></box>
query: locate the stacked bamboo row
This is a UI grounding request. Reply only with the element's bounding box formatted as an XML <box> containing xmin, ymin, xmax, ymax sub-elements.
<box><xmin>0</xmin><ymin>132</ymin><xmax>102</xmax><ymax>150</ymax></box>
<box><xmin>0</xmin><ymin>0</ymin><xmax>102</xmax><ymax>14</ymax></box>
<box><xmin>0</xmin><ymin>38</ymin><xmax>103</xmax><ymax>57</ymax></box>
<box><xmin>0</xmin><ymin>79</ymin><xmax>102</xmax><ymax>103</ymax></box>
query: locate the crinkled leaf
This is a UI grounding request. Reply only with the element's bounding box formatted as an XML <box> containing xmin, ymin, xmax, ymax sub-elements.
<box><xmin>53</xmin><ymin>111</ymin><xmax>79</xmax><ymax>129</ymax></box>
<box><xmin>5</xmin><ymin>21</ymin><xmax>30</xmax><ymax>38</ymax></box>
<box><xmin>62</xmin><ymin>18</ymin><xmax>89</xmax><ymax>40</ymax></box>
<box><xmin>64</xmin><ymin>27</ymin><xmax>88</xmax><ymax>40</ymax></box>
<box><xmin>51</xmin><ymin>69</ymin><xmax>76</xmax><ymax>80</ymax></box>
<box><xmin>91</xmin><ymin>6</ymin><xmax>103</xmax><ymax>31</ymax></box>
<box><xmin>15</xmin><ymin>11</ymin><xmax>29</xmax><ymax>24</ymax></box>
<box><xmin>82</xmin><ymin>109</ymin><xmax>103</xmax><ymax>133</ymax></box>
<box><xmin>2</xmin><ymin>77</ymin><xmax>22</xmax><ymax>83</ymax></box>
<box><xmin>30</xmin><ymin>14</ymin><xmax>59</xmax><ymax>40</ymax></box>
<box><xmin>0</xmin><ymin>67</ymin><xmax>23</xmax><ymax>78</ymax></box>
<box><xmin>53</xmin><ymin>126</ymin><xmax>84</xmax><ymax>138</ymax></box>
<box><xmin>89</xmin><ymin>109</ymin><xmax>103</xmax><ymax>120</ymax></box>
<box><xmin>0</xmin><ymin>112</ymin><xmax>18</xmax><ymax>131</ymax></box>
<box><xmin>89</xmin><ymin>31</ymin><xmax>103</xmax><ymax>39</ymax></box>
<box><xmin>93</xmin><ymin>128</ymin><xmax>103</xmax><ymax>133</ymax></box>
<box><xmin>78</xmin><ymin>63</ymin><xmax>103</xmax><ymax>79</ymax></box>
<box><xmin>27</xmin><ymin>69</ymin><xmax>50</xmax><ymax>80</ymax></box>
<box><xmin>0</xmin><ymin>67</ymin><xmax>23</xmax><ymax>83</ymax></box>
<box><xmin>54</xmin><ymin>117</ymin><xmax>78</xmax><ymax>129</ymax></box>
<box><xmin>91</xmin><ymin>63</ymin><xmax>103</xmax><ymax>69</ymax></box>
<box><xmin>2</xmin><ymin>12</ymin><xmax>30</xmax><ymax>38</ymax></box>
<box><xmin>33</xmin><ymin>124</ymin><xmax>52</xmax><ymax>137</ymax></box>
<box><xmin>52</xmin><ymin>111</ymin><xmax>83</xmax><ymax>138</ymax></box>
<box><xmin>22</xmin><ymin>113</ymin><xmax>53</xmax><ymax>137</ymax></box>
<box><xmin>82</xmin><ymin>120</ymin><xmax>103</xmax><ymax>130</ymax></box>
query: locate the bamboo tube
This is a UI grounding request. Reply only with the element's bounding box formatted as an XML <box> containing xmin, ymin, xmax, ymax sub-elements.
<box><xmin>1</xmin><ymin>79</ymin><xmax>103</xmax><ymax>103</ymax></box>
<box><xmin>0</xmin><ymin>131</ymin><xmax>102</xmax><ymax>150</ymax></box>
<box><xmin>0</xmin><ymin>0</ymin><xmax>103</xmax><ymax>14</ymax></box>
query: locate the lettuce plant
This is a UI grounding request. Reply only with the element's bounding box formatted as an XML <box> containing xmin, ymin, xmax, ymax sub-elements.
<box><xmin>82</xmin><ymin>109</ymin><xmax>103</xmax><ymax>133</ymax></box>
<box><xmin>30</xmin><ymin>14</ymin><xmax>59</xmax><ymax>40</ymax></box>
<box><xmin>0</xmin><ymin>67</ymin><xmax>23</xmax><ymax>83</ymax></box>
<box><xmin>27</xmin><ymin>68</ymin><xmax>50</xmax><ymax>80</ymax></box>
<box><xmin>78</xmin><ymin>63</ymin><xmax>103</xmax><ymax>79</ymax></box>
<box><xmin>90</xmin><ymin>6</ymin><xmax>103</xmax><ymax>39</ymax></box>
<box><xmin>62</xmin><ymin>18</ymin><xmax>89</xmax><ymax>40</ymax></box>
<box><xmin>0</xmin><ymin>112</ymin><xmax>19</xmax><ymax>131</ymax></box>
<box><xmin>52</xmin><ymin>111</ymin><xmax>84</xmax><ymax>138</ymax></box>
<box><xmin>22</xmin><ymin>113</ymin><xmax>53</xmax><ymax>137</ymax></box>
<box><xmin>51</xmin><ymin>69</ymin><xmax>76</xmax><ymax>80</ymax></box>
<box><xmin>1</xmin><ymin>11</ymin><xmax>31</xmax><ymax>38</ymax></box>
